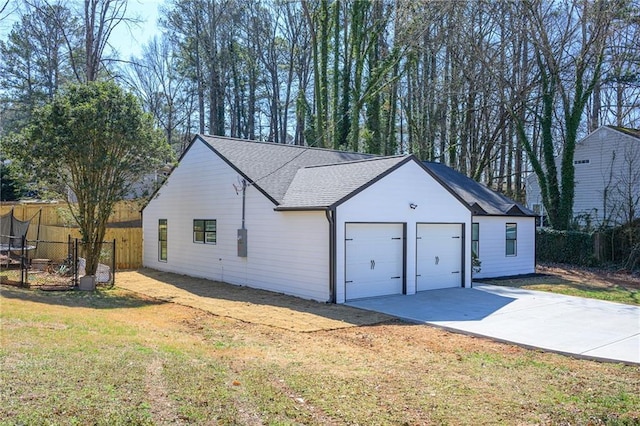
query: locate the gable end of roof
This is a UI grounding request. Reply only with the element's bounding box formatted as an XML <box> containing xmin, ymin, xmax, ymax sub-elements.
<box><xmin>326</xmin><ymin>155</ymin><xmax>416</xmax><ymax>209</ymax></box>
<box><xmin>196</xmin><ymin>135</ymin><xmax>280</xmax><ymax>206</ymax></box>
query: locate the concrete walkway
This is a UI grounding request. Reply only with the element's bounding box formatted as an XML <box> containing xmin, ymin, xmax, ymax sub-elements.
<box><xmin>347</xmin><ymin>284</ymin><xmax>640</xmax><ymax>365</ymax></box>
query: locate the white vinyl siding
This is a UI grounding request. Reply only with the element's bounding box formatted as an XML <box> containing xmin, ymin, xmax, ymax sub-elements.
<box><xmin>472</xmin><ymin>216</ymin><xmax>535</xmax><ymax>279</ymax></box>
<box><xmin>158</xmin><ymin>219</ymin><xmax>167</xmax><ymax>262</ymax></box>
<box><xmin>506</xmin><ymin>223</ymin><xmax>517</xmax><ymax>256</ymax></box>
<box><xmin>143</xmin><ymin>139</ymin><xmax>330</xmax><ymax>302</ymax></box>
<box><xmin>145</xmin><ymin>140</ymin><xmax>487</xmax><ymax>303</ymax></box>
<box><xmin>573</xmin><ymin>128</ymin><xmax>640</xmax><ymax>226</ymax></box>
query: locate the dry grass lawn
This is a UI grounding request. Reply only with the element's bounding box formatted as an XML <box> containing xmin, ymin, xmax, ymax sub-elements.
<box><xmin>1</xmin><ymin>268</ymin><xmax>639</xmax><ymax>425</ymax></box>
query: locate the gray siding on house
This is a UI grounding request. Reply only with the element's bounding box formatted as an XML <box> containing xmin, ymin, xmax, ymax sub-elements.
<box><xmin>526</xmin><ymin>126</ymin><xmax>640</xmax><ymax>227</ymax></box>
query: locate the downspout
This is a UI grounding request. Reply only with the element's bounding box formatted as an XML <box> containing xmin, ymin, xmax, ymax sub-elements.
<box><xmin>241</xmin><ymin>179</ymin><xmax>246</xmax><ymax>230</ymax></box>
<box><xmin>325</xmin><ymin>207</ymin><xmax>336</xmax><ymax>303</ymax></box>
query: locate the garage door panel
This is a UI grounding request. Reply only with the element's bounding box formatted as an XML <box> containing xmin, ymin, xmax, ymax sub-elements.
<box><xmin>345</xmin><ymin>223</ymin><xmax>404</xmax><ymax>300</ymax></box>
<box><xmin>416</xmin><ymin>224</ymin><xmax>463</xmax><ymax>291</ymax></box>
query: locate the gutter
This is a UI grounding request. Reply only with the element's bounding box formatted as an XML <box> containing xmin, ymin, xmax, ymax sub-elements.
<box><xmin>325</xmin><ymin>208</ymin><xmax>337</xmax><ymax>303</ymax></box>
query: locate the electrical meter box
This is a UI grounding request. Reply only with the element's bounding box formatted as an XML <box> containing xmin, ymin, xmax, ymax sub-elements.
<box><xmin>237</xmin><ymin>228</ymin><xmax>248</xmax><ymax>257</ymax></box>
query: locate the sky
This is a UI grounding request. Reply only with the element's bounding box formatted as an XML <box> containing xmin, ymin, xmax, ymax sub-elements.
<box><xmin>0</xmin><ymin>0</ymin><xmax>165</xmax><ymax>59</ymax></box>
<box><xmin>109</xmin><ymin>0</ymin><xmax>164</xmax><ymax>58</ymax></box>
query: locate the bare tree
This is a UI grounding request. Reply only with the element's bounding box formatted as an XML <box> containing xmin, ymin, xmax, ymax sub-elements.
<box><xmin>22</xmin><ymin>0</ymin><xmax>131</xmax><ymax>82</ymax></box>
<box><xmin>610</xmin><ymin>145</ymin><xmax>640</xmax><ymax>226</ymax></box>
<box><xmin>514</xmin><ymin>0</ymin><xmax>615</xmax><ymax>230</ymax></box>
<box><xmin>125</xmin><ymin>35</ymin><xmax>194</xmax><ymax>153</ymax></box>
<box><xmin>0</xmin><ymin>0</ymin><xmax>13</xmax><ymax>21</ymax></box>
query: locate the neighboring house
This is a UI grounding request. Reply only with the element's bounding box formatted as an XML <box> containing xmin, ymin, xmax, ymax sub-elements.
<box><xmin>526</xmin><ymin>126</ymin><xmax>640</xmax><ymax>228</ymax></box>
<box><xmin>423</xmin><ymin>163</ymin><xmax>536</xmax><ymax>279</ymax></box>
<box><xmin>143</xmin><ymin>135</ymin><xmax>533</xmax><ymax>303</ymax></box>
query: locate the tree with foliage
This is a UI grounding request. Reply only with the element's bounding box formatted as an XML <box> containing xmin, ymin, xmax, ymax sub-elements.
<box><xmin>4</xmin><ymin>81</ymin><xmax>173</xmax><ymax>278</ymax></box>
<box><xmin>0</xmin><ymin>157</ymin><xmax>28</xmax><ymax>201</ymax></box>
<box><xmin>0</xmin><ymin>3</ymin><xmax>78</xmax><ymax>133</ymax></box>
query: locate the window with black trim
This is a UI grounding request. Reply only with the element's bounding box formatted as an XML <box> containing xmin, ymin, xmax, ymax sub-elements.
<box><xmin>158</xmin><ymin>219</ymin><xmax>167</xmax><ymax>262</ymax></box>
<box><xmin>193</xmin><ymin>219</ymin><xmax>217</xmax><ymax>244</ymax></box>
<box><xmin>471</xmin><ymin>223</ymin><xmax>479</xmax><ymax>258</ymax></box>
<box><xmin>506</xmin><ymin>223</ymin><xmax>517</xmax><ymax>256</ymax></box>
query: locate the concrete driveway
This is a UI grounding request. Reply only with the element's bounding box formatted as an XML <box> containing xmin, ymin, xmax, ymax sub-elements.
<box><xmin>347</xmin><ymin>284</ymin><xmax>640</xmax><ymax>365</ymax></box>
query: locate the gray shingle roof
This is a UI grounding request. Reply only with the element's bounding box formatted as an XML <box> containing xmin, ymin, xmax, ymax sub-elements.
<box><xmin>423</xmin><ymin>162</ymin><xmax>536</xmax><ymax>216</ymax></box>
<box><xmin>192</xmin><ymin>135</ymin><xmax>530</xmax><ymax>215</ymax></box>
<box><xmin>279</xmin><ymin>156</ymin><xmax>409</xmax><ymax>209</ymax></box>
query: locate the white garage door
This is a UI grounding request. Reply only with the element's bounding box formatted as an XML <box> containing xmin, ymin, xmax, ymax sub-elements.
<box><xmin>416</xmin><ymin>223</ymin><xmax>463</xmax><ymax>291</ymax></box>
<box><xmin>345</xmin><ymin>223</ymin><xmax>404</xmax><ymax>300</ymax></box>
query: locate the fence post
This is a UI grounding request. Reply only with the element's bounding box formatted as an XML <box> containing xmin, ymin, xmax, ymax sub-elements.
<box><xmin>112</xmin><ymin>238</ymin><xmax>116</xmax><ymax>287</ymax></box>
<box><xmin>21</xmin><ymin>235</ymin><xmax>27</xmax><ymax>286</ymax></box>
<box><xmin>74</xmin><ymin>238</ymin><xmax>78</xmax><ymax>287</ymax></box>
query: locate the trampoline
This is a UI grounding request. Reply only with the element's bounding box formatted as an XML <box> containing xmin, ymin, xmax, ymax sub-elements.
<box><xmin>0</xmin><ymin>208</ymin><xmax>40</xmax><ymax>267</ymax></box>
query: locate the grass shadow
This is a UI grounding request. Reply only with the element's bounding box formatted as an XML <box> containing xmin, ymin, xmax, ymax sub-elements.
<box><xmin>125</xmin><ymin>268</ymin><xmax>393</xmax><ymax>330</ymax></box>
<box><xmin>0</xmin><ymin>284</ymin><xmax>166</xmax><ymax>309</ymax></box>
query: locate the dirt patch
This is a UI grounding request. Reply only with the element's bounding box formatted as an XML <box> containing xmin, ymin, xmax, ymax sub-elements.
<box><xmin>537</xmin><ymin>263</ymin><xmax>640</xmax><ymax>290</ymax></box>
<box><xmin>116</xmin><ymin>269</ymin><xmax>392</xmax><ymax>332</ymax></box>
<box><xmin>145</xmin><ymin>357</ymin><xmax>185</xmax><ymax>425</ymax></box>
<box><xmin>479</xmin><ymin>263</ymin><xmax>640</xmax><ymax>290</ymax></box>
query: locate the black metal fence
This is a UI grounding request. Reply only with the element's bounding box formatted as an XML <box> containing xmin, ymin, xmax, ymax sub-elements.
<box><xmin>0</xmin><ymin>235</ymin><xmax>115</xmax><ymax>288</ymax></box>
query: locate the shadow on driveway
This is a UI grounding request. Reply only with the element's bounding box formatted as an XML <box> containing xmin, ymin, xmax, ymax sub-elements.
<box><xmin>347</xmin><ymin>287</ymin><xmax>516</xmax><ymax>322</ymax></box>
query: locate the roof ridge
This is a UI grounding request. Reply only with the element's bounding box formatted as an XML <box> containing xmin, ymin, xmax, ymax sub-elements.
<box><xmin>198</xmin><ymin>134</ymin><xmax>382</xmax><ymax>156</ymax></box>
<box><xmin>300</xmin><ymin>154</ymin><xmax>407</xmax><ymax>169</ymax></box>
<box><xmin>605</xmin><ymin>125</ymin><xmax>640</xmax><ymax>140</ymax></box>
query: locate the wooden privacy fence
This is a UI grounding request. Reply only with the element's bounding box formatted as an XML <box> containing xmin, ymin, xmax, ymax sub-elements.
<box><xmin>0</xmin><ymin>201</ymin><xmax>143</xmax><ymax>227</ymax></box>
<box><xmin>1</xmin><ymin>201</ymin><xmax>143</xmax><ymax>269</ymax></box>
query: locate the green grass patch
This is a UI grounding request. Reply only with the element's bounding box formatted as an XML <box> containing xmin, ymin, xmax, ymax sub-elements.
<box><xmin>481</xmin><ymin>274</ymin><xmax>640</xmax><ymax>305</ymax></box>
<box><xmin>523</xmin><ymin>283</ymin><xmax>639</xmax><ymax>305</ymax></box>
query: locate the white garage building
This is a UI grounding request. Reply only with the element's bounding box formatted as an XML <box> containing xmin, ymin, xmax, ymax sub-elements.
<box><xmin>143</xmin><ymin>135</ymin><xmax>531</xmax><ymax>303</ymax></box>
